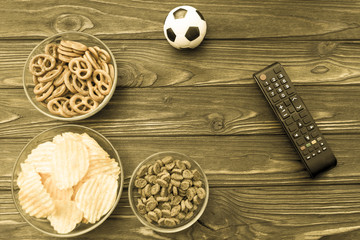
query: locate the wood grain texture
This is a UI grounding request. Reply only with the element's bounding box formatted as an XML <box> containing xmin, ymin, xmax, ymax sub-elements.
<box><xmin>0</xmin><ymin>86</ymin><xmax>359</xmax><ymax>138</ymax></box>
<box><xmin>2</xmin><ymin>185</ymin><xmax>360</xmax><ymax>239</ymax></box>
<box><xmin>1</xmin><ymin>0</ymin><xmax>360</xmax><ymax>239</ymax></box>
<box><xmin>2</xmin><ymin>40</ymin><xmax>360</xmax><ymax>88</ymax></box>
<box><xmin>1</xmin><ymin>0</ymin><xmax>360</xmax><ymax>40</ymax></box>
<box><xmin>0</xmin><ymin>134</ymin><xmax>357</xmax><ymax>187</ymax></box>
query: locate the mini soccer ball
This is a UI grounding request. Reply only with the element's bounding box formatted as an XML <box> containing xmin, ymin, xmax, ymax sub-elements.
<box><xmin>164</xmin><ymin>6</ymin><xmax>207</xmax><ymax>49</ymax></box>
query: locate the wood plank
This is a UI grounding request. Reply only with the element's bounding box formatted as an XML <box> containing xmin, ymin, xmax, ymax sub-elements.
<box><xmin>1</xmin><ymin>134</ymin><xmax>358</xmax><ymax>186</ymax></box>
<box><xmin>2</xmin><ymin>40</ymin><xmax>360</xmax><ymax>88</ymax></box>
<box><xmin>2</xmin><ymin>185</ymin><xmax>360</xmax><ymax>239</ymax></box>
<box><xmin>1</xmin><ymin>1</ymin><xmax>360</xmax><ymax>40</ymax></box>
<box><xmin>0</xmin><ymin>86</ymin><xmax>359</xmax><ymax>138</ymax></box>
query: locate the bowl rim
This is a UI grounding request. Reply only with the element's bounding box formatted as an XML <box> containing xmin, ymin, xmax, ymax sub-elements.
<box><xmin>128</xmin><ymin>151</ymin><xmax>209</xmax><ymax>233</ymax></box>
<box><xmin>22</xmin><ymin>31</ymin><xmax>118</xmax><ymax>121</ymax></box>
<box><xmin>11</xmin><ymin>124</ymin><xmax>124</xmax><ymax>237</ymax></box>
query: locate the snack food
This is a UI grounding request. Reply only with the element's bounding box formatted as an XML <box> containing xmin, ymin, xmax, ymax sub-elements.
<box><xmin>133</xmin><ymin>155</ymin><xmax>206</xmax><ymax>227</ymax></box>
<box><xmin>28</xmin><ymin>40</ymin><xmax>114</xmax><ymax>118</ymax></box>
<box><xmin>16</xmin><ymin>132</ymin><xmax>120</xmax><ymax>234</ymax></box>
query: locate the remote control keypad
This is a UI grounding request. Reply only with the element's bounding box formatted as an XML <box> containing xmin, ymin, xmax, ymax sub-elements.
<box><xmin>253</xmin><ymin>62</ymin><xmax>337</xmax><ymax>177</ymax></box>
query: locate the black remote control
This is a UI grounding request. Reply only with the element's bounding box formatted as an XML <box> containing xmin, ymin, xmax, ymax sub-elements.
<box><xmin>253</xmin><ymin>62</ymin><xmax>337</xmax><ymax>177</ymax></box>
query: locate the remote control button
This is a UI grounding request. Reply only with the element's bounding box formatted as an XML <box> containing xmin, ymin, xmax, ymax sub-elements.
<box><xmin>292</xmin><ymin>114</ymin><xmax>300</xmax><ymax>121</ymax></box>
<box><xmin>278</xmin><ymin>73</ymin><xmax>284</xmax><ymax>79</ymax></box>
<box><xmin>297</xmin><ymin>138</ymin><xmax>305</xmax><ymax>146</ymax></box>
<box><xmin>260</xmin><ymin>74</ymin><xmax>267</xmax><ymax>80</ymax></box>
<box><xmin>288</xmin><ymin>123</ymin><xmax>297</xmax><ymax>131</ymax></box>
<box><xmin>293</xmin><ymin>132</ymin><xmax>300</xmax><ymax>138</ymax></box>
<box><xmin>263</xmin><ymin>80</ymin><xmax>270</xmax><ymax>86</ymax></box>
<box><xmin>306</xmin><ymin>143</ymin><xmax>311</xmax><ymax>148</ymax></box>
<box><xmin>300</xmin><ymin>145</ymin><xmax>306</xmax><ymax>151</ymax></box>
<box><xmin>277</xmin><ymin>88</ymin><xmax>283</xmax><ymax>93</ymax></box>
<box><xmin>306</xmin><ymin>155</ymin><xmax>311</xmax><ymax>160</ymax></box>
<box><xmin>311</xmin><ymin>139</ymin><xmax>317</xmax><ymax>144</ymax></box>
<box><xmin>286</xmin><ymin>88</ymin><xmax>295</xmax><ymax>95</ymax></box>
<box><xmin>311</xmin><ymin>131</ymin><xmax>319</xmax><ymax>138</ymax></box>
<box><xmin>281</xmin><ymin>78</ymin><xmax>287</xmax><ymax>84</ymax></box>
<box><xmin>290</xmin><ymin>95</ymin><xmax>304</xmax><ymax>112</ymax></box>
<box><xmin>274</xmin><ymin>82</ymin><xmax>280</xmax><ymax>88</ymax></box>
<box><xmin>267</xmin><ymin>86</ymin><xmax>273</xmax><ymax>91</ymax></box>
<box><xmin>303</xmin><ymin>116</ymin><xmax>311</xmax><ymax>124</ymax></box>
<box><xmin>299</xmin><ymin>111</ymin><xmax>307</xmax><ymax>118</ymax></box>
<box><xmin>312</xmin><ymin>153</ymin><xmax>316</xmax><ymax>157</ymax></box>
<box><xmin>271</xmin><ymin>77</ymin><xmax>277</xmax><ymax>82</ymax></box>
<box><xmin>272</xmin><ymin>95</ymin><xmax>280</xmax><ymax>103</ymax></box>
<box><xmin>297</xmin><ymin>121</ymin><xmax>304</xmax><ymax>128</ymax></box>
<box><xmin>322</xmin><ymin>147</ymin><xmax>327</xmax><ymax>151</ymax></box>
<box><xmin>320</xmin><ymin>142</ymin><xmax>324</xmax><ymax>146</ymax></box>
<box><xmin>317</xmin><ymin>137</ymin><xmax>322</xmax><ymax>141</ymax></box>
<box><xmin>288</xmin><ymin>106</ymin><xmax>295</xmax><ymax>113</ymax></box>
<box><xmin>269</xmin><ymin>91</ymin><xmax>276</xmax><ymax>97</ymax></box>
<box><xmin>300</xmin><ymin>128</ymin><xmax>307</xmax><ymax>134</ymax></box>
<box><xmin>280</xmin><ymin>93</ymin><xmax>286</xmax><ymax>99</ymax></box>
<box><xmin>317</xmin><ymin>149</ymin><xmax>321</xmax><ymax>154</ymax></box>
<box><xmin>284</xmin><ymin>84</ymin><xmax>290</xmax><ymax>90</ymax></box>
<box><xmin>284</xmin><ymin>99</ymin><xmax>291</xmax><ymax>106</ymax></box>
<box><xmin>307</xmin><ymin>125</ymin><xmax>315</xmax><ymax>131</ymax></box>
<box><xmin>304</xmin><ymin>135</ymin><xmax>310</xmax><ymax>141</ymax></box>
<box><xmin>285</xmin><ymin>117</ymin><xmax>294</xmax><ymax>125</ymax></box>
<box><xmin>274</xmin><ymin>65</ymin><xmax>282</xmax><ymax>73</ymax></box>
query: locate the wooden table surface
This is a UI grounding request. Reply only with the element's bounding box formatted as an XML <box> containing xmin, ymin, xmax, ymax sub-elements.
<box><xmin>1</xmin><ymin>0</ymin><xmax>360</xmax><ymax>239</ymax></box>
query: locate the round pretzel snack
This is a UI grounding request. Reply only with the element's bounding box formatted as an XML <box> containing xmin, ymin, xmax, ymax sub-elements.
<box><xmin>38</xmin><ymin>64</ymin><xmax>63</xmax><ymax>83</ymax></box>
<box><xmin>33</xmin><ymin>81</ymin><xmax>53</xmax><ymax>95</ymax></box>
<box><xmin>28</xmin><ymin>39</ymin><xmax>115</xmax><ymax>119</ymax></box>
<box><xmin>93</xmin><ymin>69</ymin><xmax>113</xmax><ymax>95</ymax></box>
<box><xmin>87</xmin><ymin>79</ymin><xmax>104</xmax><ymax>102</ymax></box>
<box><xmin>47</xmin><ymin>97</ymin><xmax>71</xmax><ymax>117</ymax></box>
<box><xmin>69</xmin><ymin>57</ymin><xmax>92</xmax><ymax>80</ymax></box>
<box><xmin>71</xmin><ymin>76</ymin><xmax>89</xmax><ymax>96</ymax></box>
<box><xmin>45</xmin><ymin>43</ymin><xmax>58</xmax><ymax>59</ymax></box>
<box><xmin>29</xmin><ymin>54</ymin><xmax>56</xmax><ymax>76</ymax></box>
<box><xmin>70</xmin><ymin>94</ymin><xmax>99</xmax><ymax>114</ymax></box>
<box><xmin>63</xmin><ymin>71</ymin><xmax>78</xmax><ymax>94</ymax></box>
<box><xmin>35</xmin><ymin>85</ymin><xmax>54</xmax><ymax>102</ymax></box>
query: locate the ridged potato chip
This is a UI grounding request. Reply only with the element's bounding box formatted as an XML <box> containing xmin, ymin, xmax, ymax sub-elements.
<box><xmin>52</xmin><ymin>133</ymin><xmax>89</xmax><ymax>189</ymax></box>
<box><xmin>75</xmin><ymin>174</ymin><xmax>118</xmax><ymax>224</ymax></box>
<box><xmin>81</xmin><ymin>133</ymin><xmax>109</xmax><ymax>159</ymax></box>
<box><xmin>48</xmin><ymin>200</ymin><xmax>83</xmax><ymax>234</ymax></box>
<box><xmin>17</xmin><ymin>131</ymin><xmax>120</xmax><ymax>234</ymax></box>
<box><xmin>43</xmin><ymin>176</ymin><xmax>73</xmax><ymax>201</ymax></box>
<box><xmin>83</xmin><ymin>157</ymin><xmax>120</xmax><ymax>181</ymax></box>
<box><xmin>18</xmin><ymin>163</ymin><xmax>55</xmax><ymax>218</ymax></box>
<box><xmin>24</xmin><ymin>141</ymin><xmax>55</xmax><ymax>174</ymax></box>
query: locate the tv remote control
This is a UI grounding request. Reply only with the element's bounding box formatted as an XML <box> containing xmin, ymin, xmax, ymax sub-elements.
<box><xmin>253</xmin><ymin>62</ymin><xmax>337</xmax><ymax>177</ymax></box>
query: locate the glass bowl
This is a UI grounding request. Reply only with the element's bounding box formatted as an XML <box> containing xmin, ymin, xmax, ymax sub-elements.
<box><xmin>128</xmin><ymin>151</ymin><xmax>209</xmax><ymax>233</ymax></box>
<box><xmin>11</xmin><ymin>124</ymin><xmax>124</xmax><ymax>237</ymax></box>
<box><xmin>23</xmin><ymin>31</ymin><xmax>117</xmax><ymax>121</ymax></box>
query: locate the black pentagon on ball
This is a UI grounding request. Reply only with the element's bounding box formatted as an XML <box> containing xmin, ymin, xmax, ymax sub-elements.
<box><xmin>196</xmin><ymin>10</ymin><xmax>205</xmax><ymax>20</ymax></box>
<box><xmin>185</xmin><ymin>26</ymin><xmax>200</xmax><ymax>41</ymax></box>
<box><xmin>166</xmin><ymin>28</ymin><xmax>176</xmax><ymax>42</ymax></box>
<box><xmin>173</xmin><ymin>8</ymin><xmax>187</xmax><ymax>19</ymax></box>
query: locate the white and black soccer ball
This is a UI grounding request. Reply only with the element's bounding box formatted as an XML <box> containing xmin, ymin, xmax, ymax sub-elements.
<box><xmin>164</xmin><ymin>6</ymin><xmax>207</xmax><ymax>49</ymax></box>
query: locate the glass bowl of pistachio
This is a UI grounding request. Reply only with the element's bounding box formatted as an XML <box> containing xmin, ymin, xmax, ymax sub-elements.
<box><xmin>128</xmin><ymin>151</ymin><xmax>209</xmax><ymax>233</ymax></box>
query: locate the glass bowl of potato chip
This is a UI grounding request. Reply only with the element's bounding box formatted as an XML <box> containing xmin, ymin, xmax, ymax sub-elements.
<box><xmin>11</xmin><ymin>124</ymin><xmax>124</xmax><ymax>237</ymax></box>
<box><xmin>23</xmin><ymin>31</ymin><xmax>117</xmax><ymax>121</ymax></box>
<box><xmin>128</xmin><ymin>151</ymin><xmax>209</xmax><ymax>233</ymax></box>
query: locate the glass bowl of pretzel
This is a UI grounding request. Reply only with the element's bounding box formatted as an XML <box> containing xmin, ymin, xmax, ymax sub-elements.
<box><xmin>11</xmin><ymin>124</ymin><xmax>124</xmax><ymax>237</ymax></box>
<box><xmin>23</xmin><ymin>31</ymin><xmax>117</xmax><ymax>120</ymax></box>
<box><xmin>128</xmin><ymin>151</ymin><xmax>209</xmax><ymax>233</ymax></box>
